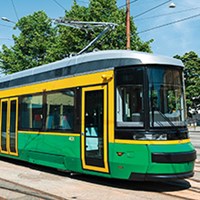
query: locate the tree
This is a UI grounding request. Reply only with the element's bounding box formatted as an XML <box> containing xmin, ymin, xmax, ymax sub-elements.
<box><xmin>0</xmin><ymin>0</ymin><xmax>152</xmax><ymax>74</ymax></box>
<box><xmin>0</xmin><ymin>11</ymin><xmax>59</xmax><ymax>74</ymax></box>
<box><xmin>174</xmin><ymin>51</ymin><xmax>200</xmax><ymax>113</ymax></box>
<box><xmin>60</xmin><ymin>0</ymin><xmax>153</xmax><ymax>53</ymax></box>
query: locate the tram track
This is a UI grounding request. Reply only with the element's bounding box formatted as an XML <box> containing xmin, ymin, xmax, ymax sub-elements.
<box><xmin>0</xmin><ymin>178</ymin><xmax>66</xmax><ymax>200</ymax></box>
<box><xmin>73</xmin><ymin>171</ymin><xmax>200</xmax><ymax>200</ymax></box>
<box><xmin>0</xmin><ymin>175</ymin><xmax>200</xmax><ymax>200</ymax></box>
<box><xmin>159</xmin><ymin>175</ymin><xmax>200</xmax><ymax>200</ymax></box>
<box><xmin>131</xmin><ymin>179</ymin><xmax>200</xmax><ymax>200</ymax></box>
<box><xmin>158</xmin><ymin>165</ymin><xmax>200</xmax><ymax>200</ymax></box>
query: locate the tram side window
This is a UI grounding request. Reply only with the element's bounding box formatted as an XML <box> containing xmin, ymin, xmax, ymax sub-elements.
<box><xmin>116</xmin><ymin>67</ymin><xmax>144</xmax><ymax>127</ymax></box>
<box><xmin>116</xmin><ymin>85</ymin><xmax>143</xmax><ymax>127</ymax></box>
<box><xmin>45</xmin><ymin>90</ymin><xmax>75</xmax><ymax>131</ymax></box>
<box><xmin>20</xmin><ymin>95</ymin><xmax>43</xmax><ymax>130</ymax></box>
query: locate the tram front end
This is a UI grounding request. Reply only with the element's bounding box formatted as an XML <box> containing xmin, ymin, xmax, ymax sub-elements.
<box><xmin>113</xmin><ymin>64</ymin><xmax>196</xmax><ymax>181</ymax></box>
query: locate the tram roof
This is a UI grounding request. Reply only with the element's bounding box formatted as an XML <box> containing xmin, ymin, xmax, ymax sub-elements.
<box><xmin>0</xmin><ymin>50</ymin><xmax>184</xmax><ymax>89</ymax></box>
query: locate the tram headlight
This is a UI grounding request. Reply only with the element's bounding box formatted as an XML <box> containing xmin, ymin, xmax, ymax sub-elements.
<box><xmin>133</xmin><ymin>133</ymin><xmax>167</xmax><ymax>140</ymax></box>
<box><xmin>146</xmin><ymin>134</ymin><xmax>167</xmax><ymax>140</ymax></box>
<box><xmin>152</xmin><ymin>133</ymin><xmax>167</xmax><ymax>140</ymax></box>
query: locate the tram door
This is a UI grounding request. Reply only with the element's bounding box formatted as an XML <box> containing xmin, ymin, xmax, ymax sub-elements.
<box><xmin>81</xmin><ymin>85</ymin><xmax>109</xmax><ymax>173</ymax></box>
<box><xmin>0</xmin><ymin>98</ymin><xmax>18</xmax><ymax>156</ymax></box>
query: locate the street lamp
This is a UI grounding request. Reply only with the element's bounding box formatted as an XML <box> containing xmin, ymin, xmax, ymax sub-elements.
<box><xmin>1</xmin><ymin>17</ymin><xmax>16</xmax><ymax>24</ymax></box>
<box><xmin>169</xmin><ymin>2</ymin><xmax>176</xmax><ymax>8</ymax></box>
<box><xmin>126</xmin><ymin>1</ymin><xmax>176</xmax><ymax>50</ymax></box>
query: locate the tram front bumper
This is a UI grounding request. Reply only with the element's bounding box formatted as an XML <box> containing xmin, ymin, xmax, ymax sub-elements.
<box><xmin>129</xmin><ymin>149</ymin><xmax>196</xmax><ymax>181</ymax></box>
<box><xmin>129</xmin><ymin>171</ymin><xmax>194</xmax><ymax>181</ymax></box>
<box><xmin>151</xmin><ymin>150</ymin><xmax>196</xmax><ymax>164</ymax></box>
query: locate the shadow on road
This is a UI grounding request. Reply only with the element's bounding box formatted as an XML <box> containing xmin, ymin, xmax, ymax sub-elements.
<box><xmin>72</xmin><ymin>173</ymin><xmax>191</xmax><ymax>192</ymax></box>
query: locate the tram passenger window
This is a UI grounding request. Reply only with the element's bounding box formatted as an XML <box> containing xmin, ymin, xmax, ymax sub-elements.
<box><xmin>20</xmin><ymin>95</ymin><xmax>43</xmax><ymax>130</ymax></box>
<box><xmin>45</xmin><ymin>90</ymin><xmax>75</xmax><ymax>131</ymax></box>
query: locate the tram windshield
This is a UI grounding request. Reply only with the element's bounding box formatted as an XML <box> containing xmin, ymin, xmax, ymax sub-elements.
<box><xmin>148</xmin><ymin>67</ymin><xmax>186</xmax><ymax>127</ymax></box>
<box><xmin>116</xmin><ymin>66</ymin><xmax>186</xmax><ymax>129</ymax></box>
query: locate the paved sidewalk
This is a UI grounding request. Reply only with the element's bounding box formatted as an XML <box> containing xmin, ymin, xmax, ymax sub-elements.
<box><xmin>190</xmin><ymin>134</ymin><xmax>200</xmax><ymax>180</ymax></box>
<box><xmin>189</xmin><ymin>126</ymin><xmax>200</xmax><ymax>132</ymax></box>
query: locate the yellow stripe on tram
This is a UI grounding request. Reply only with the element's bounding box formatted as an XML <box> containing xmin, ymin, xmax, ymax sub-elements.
<box><xmin>18</xmin><ymin>131</ymin><xmax>80</xmax><ymax>137</ymax></box>
<box><xmin>114</xmin><ymin>139</ymin><xmax>191</xmax><ymax>145</ymax></box>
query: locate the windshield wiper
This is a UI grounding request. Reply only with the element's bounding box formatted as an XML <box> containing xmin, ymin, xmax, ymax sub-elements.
<box><xmin>156</xmin><ymin>110</ymin><xmax>175</xmax><ymax>127</ymax></box>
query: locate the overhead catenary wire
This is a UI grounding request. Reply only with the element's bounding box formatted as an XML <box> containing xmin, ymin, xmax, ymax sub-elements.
<box><xmin>76</xmin><ymin>0</ymin><xmax>89</xmax><ymax>5</ymax></box>
<box><xmin>117</xmin><ymin>0</ymin><xmax>200</xmax><ymax>36</ymax></box>
<box><xmin>1</xmin><ymin>0</ymin><xmax>199</xmax><ymax>48</ymax></box>
<box><xmin>0</xmin><ymin>23</ymin><xmax>13</xmax><ymax>28</ymax></box>
<box><xmin>137</xmin><ymin>12</ymin><xmax>200</xmax><ymax>34</ymax></box>
<box><xmin>11</xmin><ymin>0</ymin><xmax>19</xmax><ymax>20</ymax></box>
<box><xmin>64</xmin><ymin>0</ymin><xmax>200</xmax><ymax>47</ymax></box>
<box><xmin>118</xmin><ymin>0</ymin><xmax>139</xmax><ymax>9</ymax></box>
<box><xmin>0</xmin><ymin>38</ymin><xmax>13</xmax><ymax>41</ymax></box>
<box><xmin>51</xmin><ymin>0</ymin><xmax>67</xmax><ymax>11</ymax></box>
<box><xmin>134</xmin><ymin>0</ymin><xmax>171</xmax><ymax>19</ymax></box>
<box><xmin>135</xmin><ymin>6</ymin><xmax>200</xmax><ymax>21</ymax></box>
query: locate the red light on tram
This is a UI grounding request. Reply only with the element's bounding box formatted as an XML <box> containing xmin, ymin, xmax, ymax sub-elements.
<box><xmin>117</xmin><ymin>152</ymin><xmax>124</xmax><ymax>156</ymax></box>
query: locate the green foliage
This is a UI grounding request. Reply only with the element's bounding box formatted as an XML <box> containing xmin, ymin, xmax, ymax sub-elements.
<box><xmin>174</xmin><ymin>51</ymin><xmax>200</xmax><ymax>111</ymax></box>
<box><xmin>60</xmin><ymin>0</ymin><xmax>153</xmax><ymax>53</ymax></box>
<box><xmin>0</xmin><ymin>0</ymin><xmax>152</xmax><ymax>74</ymax></box>
<box><xmin>0</xmin><ymin>11</ymin><xmax>58</xmax><ymax>73</ymax></box>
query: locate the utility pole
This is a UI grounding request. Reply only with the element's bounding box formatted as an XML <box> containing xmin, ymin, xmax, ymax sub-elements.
<box><xmin>126</xmin><ymin>0</ymin><xmax>131</xmax><ymax>49</ymax></box>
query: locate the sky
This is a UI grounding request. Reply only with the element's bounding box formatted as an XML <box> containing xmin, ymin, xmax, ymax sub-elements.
<box><xmin>0</xmin><ymin>0</ymin><xmax>200</xmax><ymax>57</ymax></box>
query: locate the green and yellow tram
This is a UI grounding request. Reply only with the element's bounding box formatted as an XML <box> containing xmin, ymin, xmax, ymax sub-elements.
<box><xmin>0</xmin><ymin>50</ymin><xmax>196</xmax><ymax>181</ymax></box>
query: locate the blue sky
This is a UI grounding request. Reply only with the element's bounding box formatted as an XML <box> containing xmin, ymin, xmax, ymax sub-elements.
<box><xmin>0</xmin><ymin>0</ymin><xmax>199</xmax><ymax>57</ymax></box>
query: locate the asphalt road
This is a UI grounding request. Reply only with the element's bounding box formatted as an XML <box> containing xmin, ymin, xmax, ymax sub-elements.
<box><xmin>189</xmin><ymin>127</ymin><xmax>200</xmax><ymax>161</ymax></box>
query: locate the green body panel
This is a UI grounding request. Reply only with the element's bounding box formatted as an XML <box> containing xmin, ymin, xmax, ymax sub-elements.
<box><xmin>109</xmin><ymin>142</ymin><xmax>195</xmax><ymax>179</ymax></box>
<box><xmin>109</xmin><ymin>143</ymin><xmax>149</xmax><ymax>179</ymax></box>
<box><xmin>0</xmin><ymin>131</ymin><xmax>196</xmax><ymax>180</ymax></box>
<box><xmin>18</xmin><ymin>132</ymin><xmax>82</xmax><ymax>172</ymax></box>
<box><xmin>148</xmin><ymin>142</ymin><xmax>194</xmax><ymax>153</ymax></box>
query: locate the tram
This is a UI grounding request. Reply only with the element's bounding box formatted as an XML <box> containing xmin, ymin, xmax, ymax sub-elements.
<box><xmin>0</xmin><ymin>50</ymin><xmax>196</xmax><ymax>181</ymax></box>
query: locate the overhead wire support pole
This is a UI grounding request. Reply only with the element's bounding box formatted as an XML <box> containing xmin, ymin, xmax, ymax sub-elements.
<box><xmin>126</xmin><ymin>0</ymin><xmax>131</xmax><ymax>50</ymax></box>
<box><xmin>53</xmin><ymin>18</ymin><xmax>117</xmax><ymax>55</ymax></box>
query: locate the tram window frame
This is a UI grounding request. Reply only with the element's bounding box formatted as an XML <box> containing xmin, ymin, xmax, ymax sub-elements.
<box><xmin>44</xmin><ymin>89</ymin><xmax>77</xmax><ymax>132</ymax></box>
<box><xmin>115</xmin><ymin>66</ymin><xmax>145</xmax><ymax>128</ymax></box>
<box><xmin>19</xmin><ymin>93</ymin><xmax>44</xmax><ymax>131</ymax></box>
<box><xmin>18</xmin><ymin>88</ymin><xmax>80</xmax><ymax>133</ymax></box>
<box><xmin>148</xmin><ymin>66</ymin><xmax>186</xmax><ymax>127</ymax></box>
